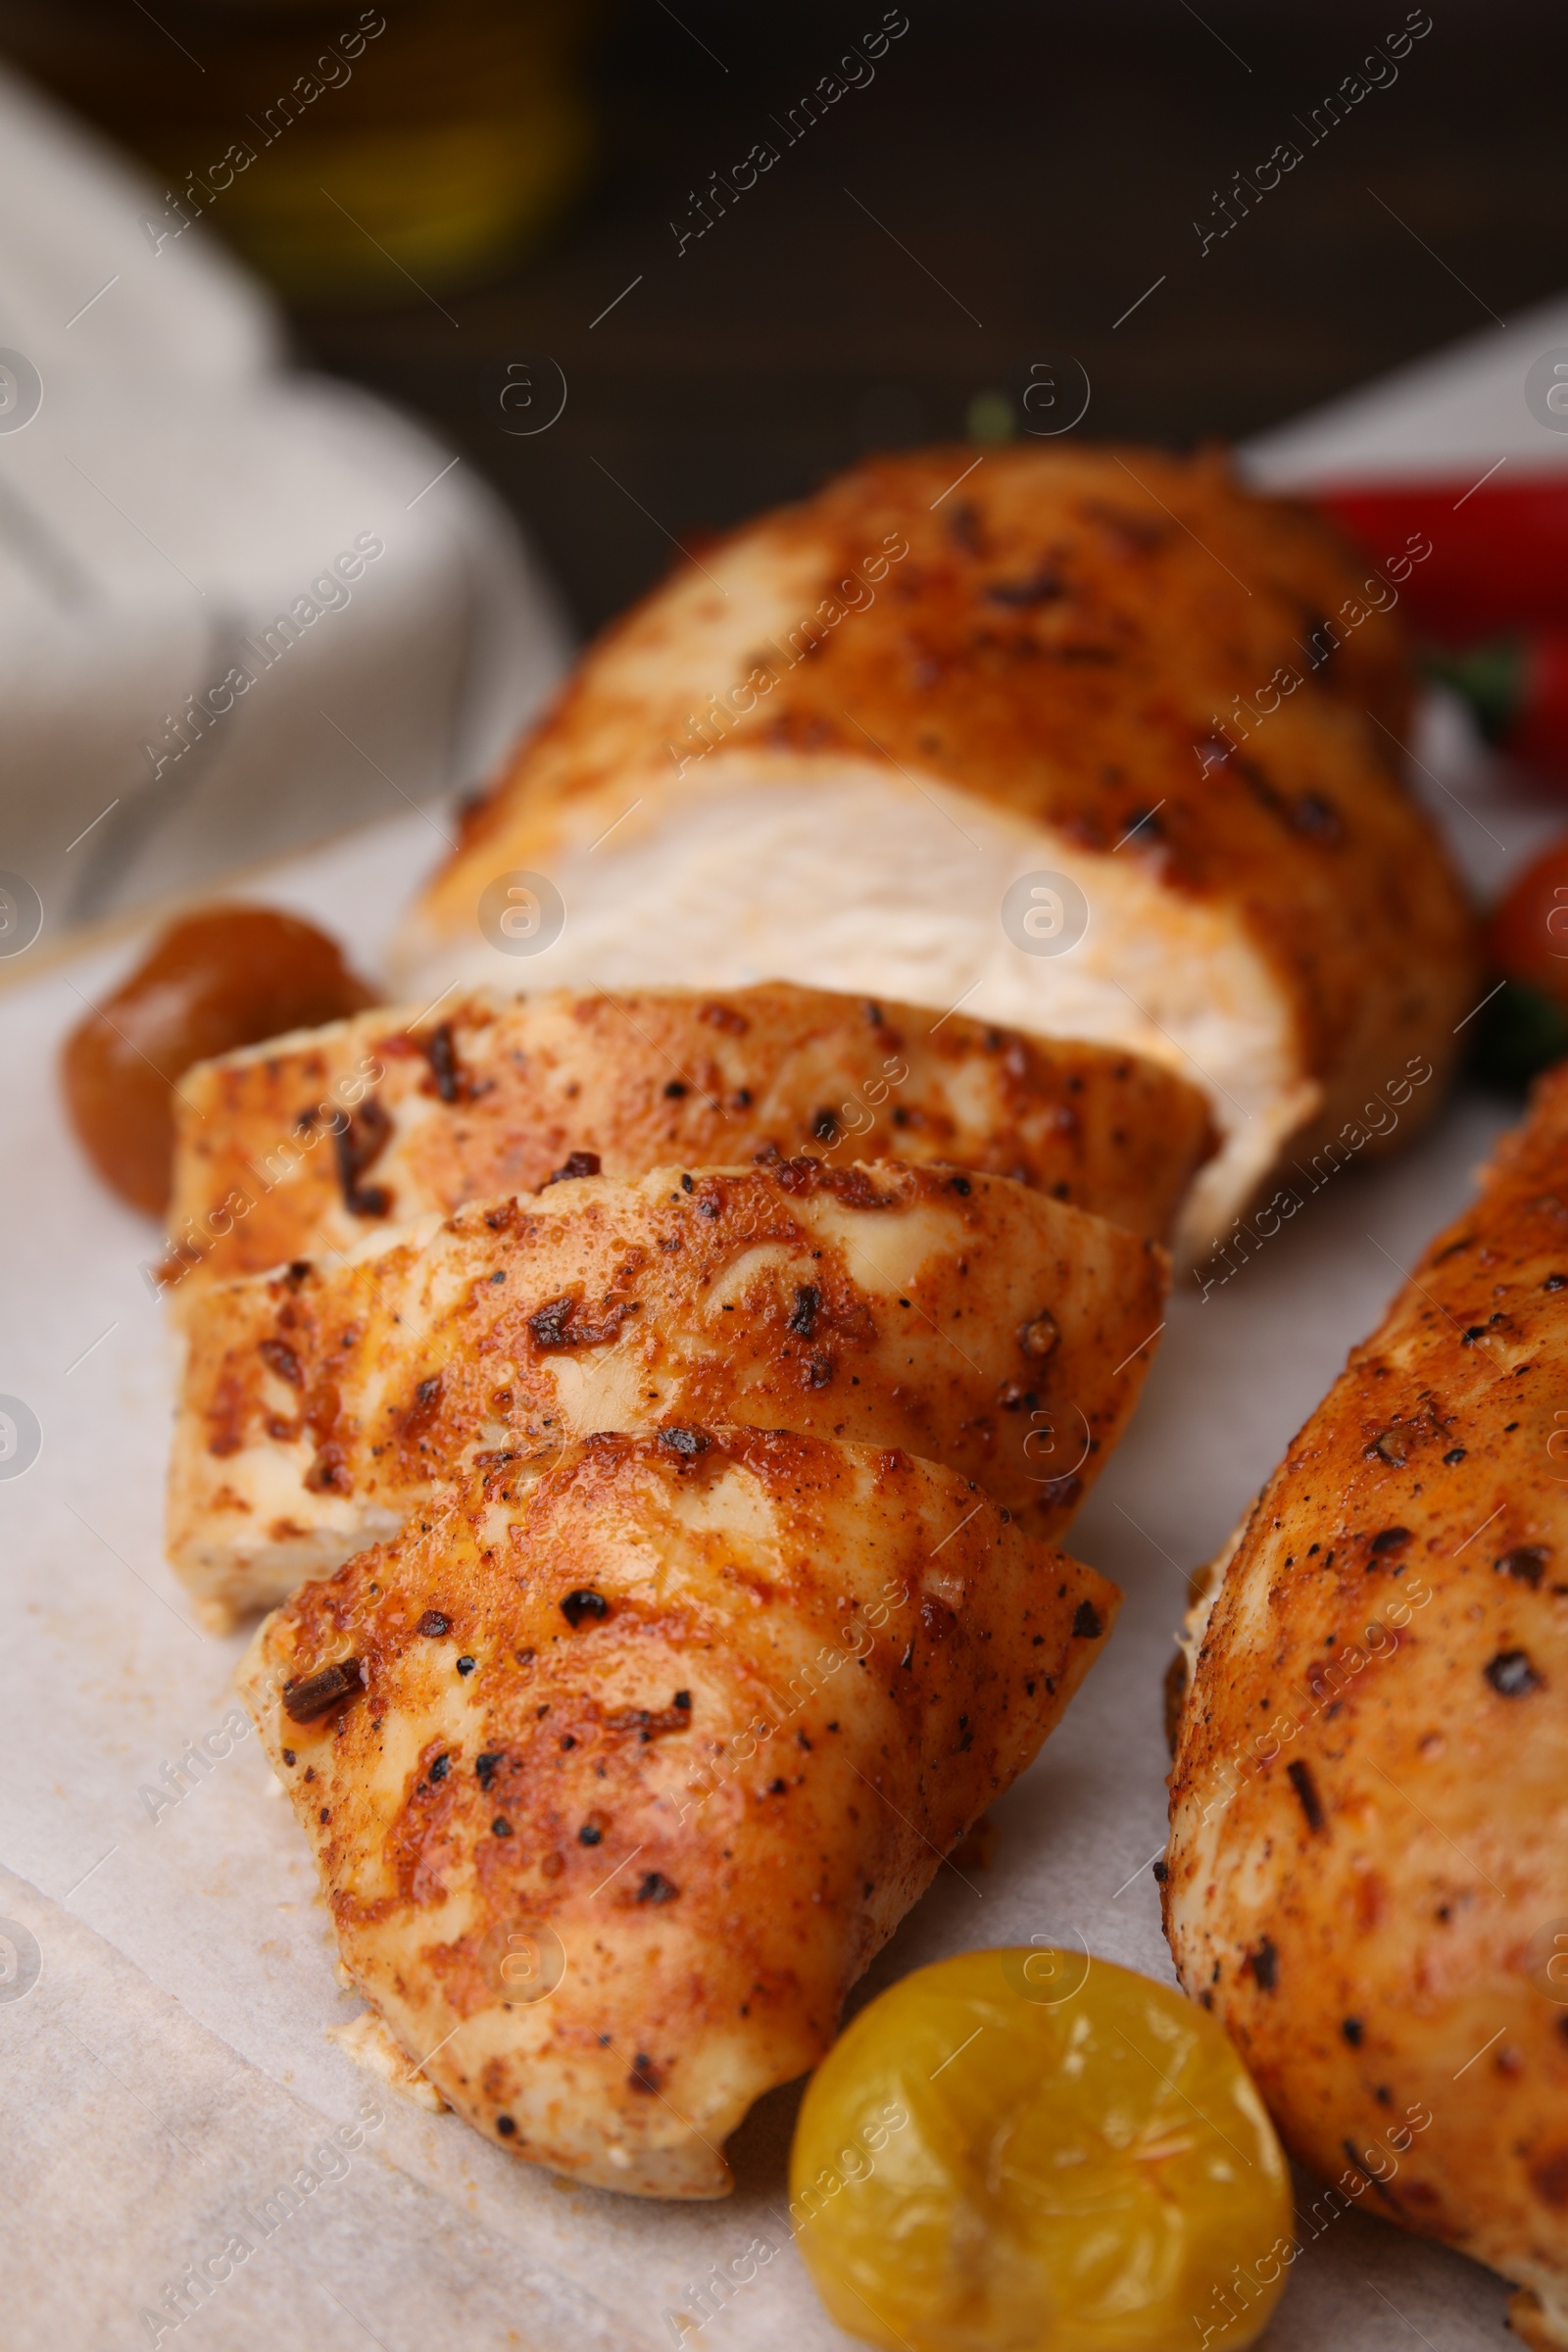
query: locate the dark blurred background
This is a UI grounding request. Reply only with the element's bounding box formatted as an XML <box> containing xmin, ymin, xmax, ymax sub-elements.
<box><xmin>3</xmin><ymin>0</ymin><xmax>1556</xmax><ymax>635</ymax></box>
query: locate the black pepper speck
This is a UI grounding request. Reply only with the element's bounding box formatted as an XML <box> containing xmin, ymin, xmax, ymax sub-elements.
<box><xmin>561</xmin><ymin>1590</ymin><xmax>610</xmax><ymax>1628</ymax></box>
<box><xmin>1287</xmin><ymin>1758</ymin><xmax>1326</xmax><ymax>1834</ymax></box>
<box><xmin>1486</xmin><ymin>1649</ymin><xmax>1542</xmax><ymax>1696</ymax></box>
<box><xmin>658</xmin><ymin>1425</ymin><xmax>709</xmax><ymax>1458</ymax></box>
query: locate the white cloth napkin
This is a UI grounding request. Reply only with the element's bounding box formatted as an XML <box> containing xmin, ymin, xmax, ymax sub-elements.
<box><xmin>0</xmin><ymin>60</ymin><xmax>569</xmax><ymax>940</ymax></box>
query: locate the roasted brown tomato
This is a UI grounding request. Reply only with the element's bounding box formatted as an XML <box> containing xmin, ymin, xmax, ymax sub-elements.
<box><xmin>62</xmin><ymin>905</ymin><xmax>377</xmax><ymax>1214</ymax></box>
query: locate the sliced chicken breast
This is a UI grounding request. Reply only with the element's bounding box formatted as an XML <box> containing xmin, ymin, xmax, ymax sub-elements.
<box><xmin>395</xmin><ymin>445</ymin><xmax>1477</xmax><ymax>1262</ymax></box>
<box><xmin>237</xmin><ymin>1429</ymin><xmax>1120</xmax><ymax>2196</ymax></box>
<box><xmin>160</xmin><ymin>981</ymin><xmax>1212</xmax><ymax>1311</ymax></box>
<box><xmin>1165</xmin><ymin>1066</ymin><xmax>1568</xmax><ymax>2347</ymax></box>
<box><xmin>172</xmin><ymin>1157</ymin><xmax>1165</xmax><ymax>1627</ymax></box>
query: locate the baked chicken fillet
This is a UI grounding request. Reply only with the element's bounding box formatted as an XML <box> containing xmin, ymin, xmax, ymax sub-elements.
<box><xmin>238</xmin><ymin>1429</ymin><xmax>1120</xmax><ymax>2196</ymax></box>
<box><xmin>395</xmin><ymin>445</ymin><xmax>1477</xmax><ymax>1258</ymax></box>
<box><xmin>1166</xmin><ymin>1065</ymin><xmax>1568</xmax><ymax>2347</ymax></box>
<box><xmin>172</xmin><ymin>1157</ymin><xmax>1165</xmax><ymax>1626</ymax></box>
<box><xmin>160</xmin><ymin>981</ymin><xmax>1212</xmax><ymax>1307</ymax></box>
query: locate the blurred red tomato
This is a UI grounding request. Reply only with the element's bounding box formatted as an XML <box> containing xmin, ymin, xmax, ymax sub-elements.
<box><xmin>1316</xmin><ymin>475</ymin><xmax>1568</xmax><ymax>642</ymax></box>
<box><xmin>1489</xmin><ymin>838</ymin><xmax>1568</xmax><ymax>1003</ymax></box>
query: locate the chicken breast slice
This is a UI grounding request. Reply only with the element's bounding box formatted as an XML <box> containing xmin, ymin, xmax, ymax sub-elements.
<box><xmin>394</xmin><ymin>445</ymin><xmax>1477</xmax><ymax>1262</ymax></box>
<box><xmin>1165</xmin><ymin>1064</ymin><xmax>1568</xmax><ymax>2347</ymax></box>
<box><xmin>158</xmin><ymin>980</ymin><xmax>1212</xmax><ymax>1312</ymax></box>
<box><xmin>172</xmin><ymin>1156</ymin><xmax>1165</xmax><ymax>1627</ymax></box>
<box><xmin>237</xmin><ymin>1429</ymin><xmax>1120</xmax><ymax>2196</ymax></box>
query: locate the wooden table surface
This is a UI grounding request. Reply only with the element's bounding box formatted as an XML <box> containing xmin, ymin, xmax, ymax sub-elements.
<box><xmin>285</xmin><ymin>0</ymin><xmax>1556</xmax><ymax>638</ymax></box>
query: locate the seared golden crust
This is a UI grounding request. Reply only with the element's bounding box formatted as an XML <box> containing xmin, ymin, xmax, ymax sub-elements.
<box><xmin>239</xmin><ymin>1431</ymin><xmax>1119</xmax><ymax>2196</ymax></box>
<box><xmin>1166</xmin><ymin>1065</ymin><xmax>1568</xmax><ymax>2337</ymax></box>
<box><xmin>163</xmin><ymin>980</ymin><xmax>1212</xmax><ymax>1305</ymax></box>
<box><xmin>415</xmin><ymin>444</ymin><xmax>1476</xmax><ymax>1165</ymax></box>
<box><xmin>171</xmin><ymin>1156</ymin><xmax>1166</xmax><ymax>1623</ymax></box>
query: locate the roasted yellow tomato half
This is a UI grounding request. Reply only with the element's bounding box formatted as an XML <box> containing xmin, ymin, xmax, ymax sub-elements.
<box><xmin>790</xmin><ymin>1948</ymin><xmax>1293</xmax><ymax>2352</ymax></box>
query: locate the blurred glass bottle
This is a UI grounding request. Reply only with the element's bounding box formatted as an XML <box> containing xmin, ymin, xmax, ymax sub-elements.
<box><xmin>0</xmin><ymin>0</ymin><xmax>602</xmax><ymax>300</ymax></box>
